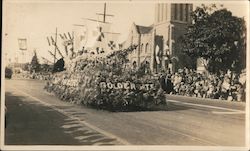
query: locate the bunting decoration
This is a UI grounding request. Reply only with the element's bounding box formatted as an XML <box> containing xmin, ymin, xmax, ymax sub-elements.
<box><xmin>64</xmin><ymin>33</ymin><xmax>68</xmax><ymax>39</ymax></box>
<box><xmin>59</xmin><ymin>34</ymin><xmax>64</xmax><ymax>40</ymax></box>
<box><xmin>51</xmin><ymin>36</ymin><xmax>55</xmax><ymax>45</ymax></box>
<box><xmin>47</xmin><ymin>37</ymin><xmax>51</xmax><ymax>46</ymax></box>
<box><xmin>155</xmin><ymin>45</ymin><xmax>160</xmax><ymax>64</ymax></box>
<box><xmin>68</xmin><ymin>32</ymin><xmax>72</xmax><ymax>40</ymax></box>
<box><xmin>154</xmin><ymin>36</ymin><xmax>163</xmax><ymax>65</ymax></box>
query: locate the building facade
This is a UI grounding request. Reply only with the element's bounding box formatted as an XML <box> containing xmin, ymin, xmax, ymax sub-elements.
<box><xmin>124</xmin><ymin>3</ymin><xmax>193</xmax><ymax>73</ymax></box>
<box><xmin>124</xmin><ymin>23</ymin><xmax>153</xmax><ymax>68</ymax></box>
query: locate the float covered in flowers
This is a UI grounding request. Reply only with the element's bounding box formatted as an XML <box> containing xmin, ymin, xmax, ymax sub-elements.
<box><xmin>45</xmin><ymin>46</ymin><xmax>167</xmax><ymax>111</ymax></box>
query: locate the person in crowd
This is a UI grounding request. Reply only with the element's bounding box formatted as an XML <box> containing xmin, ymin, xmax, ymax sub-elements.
<box><xmin>159</xmin><ymin>73</ymin><xmax>168</xmax><ymax>92</ymax></box>
<box><xmin>165</xmin><ymin>74</ymin><xmax>174</xmax><ymax>94</ymax></box>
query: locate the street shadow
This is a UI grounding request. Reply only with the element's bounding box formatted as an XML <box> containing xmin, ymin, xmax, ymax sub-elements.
<box><xmin>86</xmin><ymin>101</ymin><xmax>192</xmax><ymax>113</ymax></box>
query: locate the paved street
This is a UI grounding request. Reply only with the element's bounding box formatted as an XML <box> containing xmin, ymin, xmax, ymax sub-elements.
<box><xmin>4</xmin><ymin>79</ymin><xmax>245</xmax><ymax>146</ymax></box>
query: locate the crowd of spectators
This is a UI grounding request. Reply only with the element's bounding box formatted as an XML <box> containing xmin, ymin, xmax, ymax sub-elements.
<box><xmin>13</xmin><ymin>72</ymin><xmax>53</xmax><ymax>81</ymax></box>
<box><xmin>160</xmin><ymin>68</ymin><xmax>246</xmax><ymax>102</ymax></box>
<box><xmin>11</xmin><ymin>58</ymin><xmax>246</xmax><ymax>102</ymax></box>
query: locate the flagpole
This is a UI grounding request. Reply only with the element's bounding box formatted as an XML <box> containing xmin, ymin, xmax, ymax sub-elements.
<box><xmin>54</xmin><ymin>28</ymin><xmax>58</xmax><ymax>65</ymax></box>
<box><xmin>103</xmin><ymin>3</ymin><xmax>106</xmax><ymax>23</ymax></box>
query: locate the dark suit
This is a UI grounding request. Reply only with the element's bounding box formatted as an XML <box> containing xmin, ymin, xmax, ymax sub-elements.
<box><xmin>165</xmin><ymin>78</ymin><xmax>174</xmax><ymax>94</ymax></box>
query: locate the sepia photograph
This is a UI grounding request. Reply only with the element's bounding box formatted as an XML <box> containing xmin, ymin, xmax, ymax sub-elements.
<box><xmin>1</xmin><ymin>0</ymin><xmax>249</xmax><ymax>150</ymax></box>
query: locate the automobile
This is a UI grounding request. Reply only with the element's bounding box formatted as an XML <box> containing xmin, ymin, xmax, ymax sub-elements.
<box><xmin>5</xmin><ymin>67</ymin><xmax>13</xmax><ymax>79</ymax></box>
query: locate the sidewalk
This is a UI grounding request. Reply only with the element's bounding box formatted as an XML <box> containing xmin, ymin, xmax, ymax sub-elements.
<box><xmin>166</xmin><ymin>94</ymin><xmax>245</xmax><ymax>111</ymax></box>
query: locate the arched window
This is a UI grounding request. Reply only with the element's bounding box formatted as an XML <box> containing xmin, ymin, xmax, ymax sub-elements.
<box><xmin>145</xmin><ymin>43</ymin><xmax>149</xmax><ymax>53</ymax></box>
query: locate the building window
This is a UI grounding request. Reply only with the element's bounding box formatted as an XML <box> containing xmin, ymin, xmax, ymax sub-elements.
<box><xmin>158</xmin><ymin>4</ymin><xmax>161</xmax><ymax>22</ymax></box>
<box><xmin>174</xmin><ymin>4</ymin><xmax>178</xmax><ymax>20</ymax></box>
<box><xmin>145</xmin><ymin>43</ymin><xmax>149</xmax><ymax>53</ymax></box>
<box><xmin>186</xmin><ymin>4</ymin><xmax>189</xmax><ymax>22</ymax></box>
<box><xmin>161</xmin><ymin>4</ymin><xmax>164</xmax><ymax>21</ymax></box>
<box><xmin>180</xmin><ymin>4</ymin><xmax>183</xmax><ymax>21</ymax></box>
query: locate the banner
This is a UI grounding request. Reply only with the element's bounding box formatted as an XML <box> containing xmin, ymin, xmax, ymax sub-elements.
<box><xmin>99</xmin><ymin>81</ymin><xmax>155</xmax><ymax>91</ymax></box>
<box><xmin>18</xmin><ymin>38</ymin><xmax>27</xmax><ymax>50</ymax></box>
<box><xmin>154</xmin><ymin>36</ymin><xmax>163</xmax><ymax>65</ymax></box>
<box><xmin>155</xmin><ymin>45</ymin><xmax>160</xmax><ymax>64</ymax></box>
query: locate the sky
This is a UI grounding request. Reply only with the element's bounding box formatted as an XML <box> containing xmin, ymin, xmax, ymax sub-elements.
<box><xmin>2</xmin><ymin>0</ymin><xmax>249</xmax><ymax>64</ymax></box>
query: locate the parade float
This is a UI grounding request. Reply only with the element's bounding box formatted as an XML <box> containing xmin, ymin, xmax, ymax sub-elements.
<box><xmin>44</xmin><ymin>4</ymin><xmax>167</xmax><ymax>111</ymax></box>
<box><xmin>44</xmin><ymin>46</ymin><xmax>167</xmax><ymax>111</ymax></box>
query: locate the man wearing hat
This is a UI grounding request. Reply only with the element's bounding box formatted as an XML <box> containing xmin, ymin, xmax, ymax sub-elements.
<box><xmin>159</xmin><ymin>73</ymin><xmax>174</xmax><ymax>94</ymax></box>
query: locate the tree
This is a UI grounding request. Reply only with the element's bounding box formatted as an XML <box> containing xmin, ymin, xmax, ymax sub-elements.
<box><xmin>182</xmin><ymin>4</ymin><xmax>246</xmax><ymax>74</ymax></box>
<box><xmin>30</xmin><ymin>51</ymin><xmax>41</xmax><ymax>73</ymax></box>
<box><xmin>22</xmin><ymin>63</ymin><xmax>30</xmax><ymax>71</ymax></box>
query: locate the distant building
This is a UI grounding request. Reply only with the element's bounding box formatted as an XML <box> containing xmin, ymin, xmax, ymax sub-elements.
<box><xmin>123</xmin><ymin>3</ymin><xmax>194</xmax><ymax>73</ymax></box>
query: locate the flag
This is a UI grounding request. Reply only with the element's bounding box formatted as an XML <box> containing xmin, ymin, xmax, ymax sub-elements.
<box><xmin>59</xmin><ymin>34</ymin><xmax>64</xmax><ymax>40</ymax></box>
<box><xmin>18</xmin><ymin>38</ymin><xmax>27</xmax><ymax>50</ymax></box>
<box><xmin>118</xmin><ymin>44</ymin><xmax>123</xmax><ymax>49</ymax></box>
<box><xmin>154</xmin><ymin>35</ymin><xmax>163</xmax><ymax>65</ymax></box>
<box><xmin>105</xmin><ymin>33</ymin><xmax>119</xmax><ymax>53</ymax></box>
<box><xmin>155</xmin><ymin>45</ymin><xmax>160</xmax><ymax>64</ymax></box>
<box><xmin>47</xmin><ymin>37</ymin><xmax>51</xmax><ymax>46</ymax></box>
<box><xmin>108</xmin><ymin>41</ymin><xmax>116</xmax><ymax>50</ymax></box>
<box><xmin>96</xmin><ymin>26</ymin><xmax>105</xmax><ymax>42</ymax></box>
<box><xmin>73</xmin><ymin>24</ymin><xmax>87</xmax><ymax>52</ymax></box>
<box><xmin>68</xmin><ymin>32</ymin><xmax>72</xmax><ymax>40</ymax></box>
<box><xmin>85</xmin><ymin>20</ymin><xmax>111</xmax><ymax>49</ymax></box>
<box><xmin>50</xmin><ymin>36</ymin><xmax>55</xmax><ymax>45</ymax></box>
<box><xmin>96</xmin><ymin>47</ymin><xmax>104</xmax><ymax>54</ymax></box>
<box><xmin>64</xmin><ymin>33</ymin><xmax>68</xmax><ymax>39</ymax></box>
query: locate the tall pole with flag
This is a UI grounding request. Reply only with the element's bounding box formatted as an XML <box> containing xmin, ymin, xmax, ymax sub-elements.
<box><xmin>18</xmin><ymin>38</ymin><xmax>28</xmax><ymax>63</ymax></box>
<box><xmin>96</xmin><ymin>3</ymin><xmax>114</xmax><ymax>23</ymax></box>
<box><xmin>54</xmin><ymin>28</ymin><xmax>58</xmax><ymax>65</ymax></box>
<box><xmin>79</xmin><ymin>2</ymin><xmax>120</xmax><ymax>63</ymax></box>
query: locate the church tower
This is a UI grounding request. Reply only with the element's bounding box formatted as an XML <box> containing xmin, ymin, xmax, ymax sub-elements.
<box><xmin>155</xmin><ymin>4</ymin><xmax>192</xmax><ymax>23</ymax></box>
<box><xmin>151</xmin><ymin>4</ymin><xmax>193</xmax><ymax>73</ymax></box>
